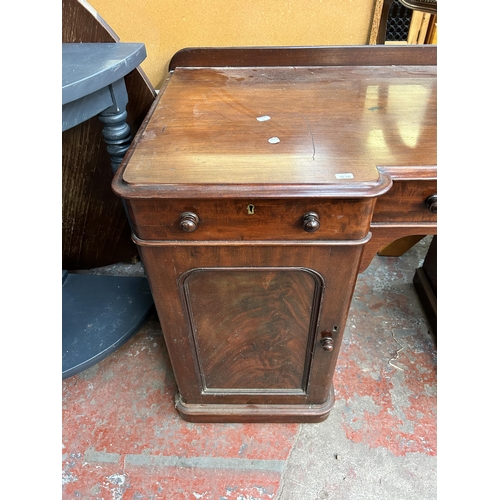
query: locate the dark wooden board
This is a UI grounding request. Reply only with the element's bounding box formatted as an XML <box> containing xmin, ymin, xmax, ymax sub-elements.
<box><xmin>169</xmin><ymin>45</ymin><xmax>437</xmax><ymax>70</ymax></box>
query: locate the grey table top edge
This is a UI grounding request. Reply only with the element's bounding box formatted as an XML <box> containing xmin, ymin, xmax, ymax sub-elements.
<box><xmin>62</xmin><ymin>42</ymin><xmax>147</xmax><ymax>105</ymax></box>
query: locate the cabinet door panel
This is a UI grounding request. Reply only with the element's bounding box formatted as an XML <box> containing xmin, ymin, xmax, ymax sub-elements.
<box><xmin>137</xmin><ymin>241</ymin><xmax>364</xmax><ymax>406</ymax></box>
<box><xmin>181</xmin><ymin>268</ymin><xmax>323</xmax><ymax>393</ymax></box>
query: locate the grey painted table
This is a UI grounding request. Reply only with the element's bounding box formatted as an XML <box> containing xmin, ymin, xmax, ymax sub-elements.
<box><xmin>62</xmin><ymin>42</ymin><xmax>147</xmax><ymax>171</ymax></box>
<box><xmin>62</xmin><ymin>43</ymin><xmax>154</xmax><ymax>379</ymax></box>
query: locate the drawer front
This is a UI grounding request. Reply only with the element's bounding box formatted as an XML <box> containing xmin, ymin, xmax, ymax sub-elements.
<box><xmin>372</xmin><ymin>179</ymin><xmax>437</xmax><ymax>224</ymax></box>
<box><xmin>128</xmin><ymin>198</ymin><xmax>376</xmax><ymax>241</ymax></box>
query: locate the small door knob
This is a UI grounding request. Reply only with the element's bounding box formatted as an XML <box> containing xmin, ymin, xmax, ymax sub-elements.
<box><xmin>321</xmin><ymin>337</ymin><xmax>334</xmax><ymax>351</ymax></box>
<box><xmin>425</xmin><ymin>195</ymin><xmax>437</xmax><ymax>214</ymax></box>
<box><xmin>302</xmin><ymin>212</ymin><xmax>320</xmax><ymax>232</ymax></box>
<box><xmin>179</xmin><ymin>212</ymin><xmax>199</xmax><ymax>232</ymax></box>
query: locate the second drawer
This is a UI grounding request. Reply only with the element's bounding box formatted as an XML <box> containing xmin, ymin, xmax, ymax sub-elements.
<box><xmin>372</xmin><ymin>179</ymin><xmax>437</xmax><ymax>224</ymax></box>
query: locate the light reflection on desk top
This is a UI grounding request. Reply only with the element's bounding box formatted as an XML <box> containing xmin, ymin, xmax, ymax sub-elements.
<box><xmin>121</xmin><ymin>64</ymin><xmax>436</xmax><ymax>195</ymax></box>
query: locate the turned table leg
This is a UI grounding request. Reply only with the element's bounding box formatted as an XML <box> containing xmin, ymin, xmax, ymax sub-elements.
<box><xmin>98</xmin><ymin>78</ymin><xmax>132</xmax><ymax>173</ymax></box>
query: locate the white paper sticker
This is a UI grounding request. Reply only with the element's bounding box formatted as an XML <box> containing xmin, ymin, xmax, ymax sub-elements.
<box><xmin>268</xmin><ymin>137</ymin><xmax>280</xmax><ymax>144</ymax></box>
<box><xmin>335</xmin><ymin>173</ymin><xmax>354</xmax><ymax>179</ymax></box>
<box><xmin>256</xmin><ymin>115</ymin><xmax>271</xmax><ymax>122</ymax></box>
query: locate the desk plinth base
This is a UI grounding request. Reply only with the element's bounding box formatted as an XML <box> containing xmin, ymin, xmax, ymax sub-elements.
<box><xmin>174</xmin><ymin>387</ymin><xmax>335</xmax><ymax>423</ymax></box>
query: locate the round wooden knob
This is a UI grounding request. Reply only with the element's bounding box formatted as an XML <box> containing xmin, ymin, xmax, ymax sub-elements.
<box><xmin>425</xmin><ymin>195</ymin><xmax>437</xmax><ymax>214</ymax></box>
<box><xmin>302</xmin><ymin>212</ymin><xmax>320</xmax><ymax>233</ymax></box>
<box><xmin>179</xmin><ymin>212</ymin><xmax>199</xmax><ymax>232</ymax></box>
<box><xmin>321</xmin><ymin>337</ymin><xmax>334</xmax><ymax>351</ymax></box>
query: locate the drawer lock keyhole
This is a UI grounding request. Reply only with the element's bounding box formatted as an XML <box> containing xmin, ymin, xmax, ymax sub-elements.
<box><xmin>247</xmin><ymin>204</ymin><xmax>255</xmax><ymax>215</ymax></box>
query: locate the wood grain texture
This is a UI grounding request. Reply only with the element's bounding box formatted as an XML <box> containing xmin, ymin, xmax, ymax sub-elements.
<box><xmin>125</xmin><ymin>197</ymin><xmax>375</xmax><ymax>241</ymax></box>
<box><xmin>359</xmin><ymin>223</ymin><xmax>437</xmax><ymax>272</ymax></box>
<box><xmin>62</xmin><ymin>0</ymin><xmax>155</xmax><ymax>269</ymax></box>
<box><xmin>112</xmin><ymin>46</ymin><xmax>437</xmax><ymax>422</ymax></box>
<box><xmin>182</xmin><ymin>268</ymin><xmax>321</xmax><ymax>392</ymax></box>
<box><xmin>168</xmin><ymin>45</ymin><xmax>437</xmax><ymax>70</ymax></box>
<box><xmin>175</xmin><ymin>386</ymin><xmax>335</xmax><ymax>423</ymax></box>
<box><xmin>372</xmin><ymin>179</ymin><xmax>437</xmax><ymax>223</ymax></box>
<box><xmin>62</xmin><ymin>115</ymin><xmax>137</xmax><ymax>269</ymax></box>
<box><xmin>121</xmin><ymin>66</ymin><xmax>435</xmax><ymax>189</ymax></box>
<box><xmin>114</xmin><ymin>59</ymin><xmax>436</xmax><ymax>199</ymax></box>
<box><xmin>136</xmin><ymin>241</ymin><xmax>365</xmax><ymax>407</ymax></box>
<box><xmin>377</xmin><ymin>235</ymin><xmax>425</xmax><ymax>256</ymax></box>
<box><xmin>364</xmin><ymin>164</ymin><xmax>436</xmax><ymax>261</ymax></box>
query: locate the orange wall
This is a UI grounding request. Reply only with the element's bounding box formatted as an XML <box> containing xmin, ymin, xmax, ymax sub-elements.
<box><xmin>88</xmin><ymin>0</ymin><xmax>376</xmax><ymax>89</ymax></box>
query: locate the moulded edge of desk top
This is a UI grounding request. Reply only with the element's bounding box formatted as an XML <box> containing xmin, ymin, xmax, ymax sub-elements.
<box><xmin>112</xmin><ymin>172</ymin><xmax>395</xmax><ymax>200</ymax></box>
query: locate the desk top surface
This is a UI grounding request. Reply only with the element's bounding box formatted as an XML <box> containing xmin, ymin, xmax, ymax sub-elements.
<box><xmin>116</xmin><ymin>46</ymin><xmax>436</xmax><ymax>199</ymax></box>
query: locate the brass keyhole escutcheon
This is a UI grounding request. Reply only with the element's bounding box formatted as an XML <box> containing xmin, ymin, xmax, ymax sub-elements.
<box><xmin>247</xmin><ymin>204</ymin><xmax>255</xmax><ymax>215</ymax></box>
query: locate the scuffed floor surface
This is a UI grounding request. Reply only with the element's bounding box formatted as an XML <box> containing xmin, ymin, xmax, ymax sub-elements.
<box><xmin>62</xmin><ymin>237</ymin><xmax>436</xmax><ymax>499</ymax></box>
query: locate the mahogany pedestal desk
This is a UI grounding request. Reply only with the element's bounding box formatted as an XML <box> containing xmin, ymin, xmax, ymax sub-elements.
<box><xmin>113</xmin><ymin>46</ymin><xmax>437</xmax><ymax>423</ymax></box>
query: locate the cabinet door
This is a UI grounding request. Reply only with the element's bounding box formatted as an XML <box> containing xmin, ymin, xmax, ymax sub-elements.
<box><xmin>137</xmin><ymin>241</ymin><xmax>364</xmax><ymax>408</ymax></box>
<box><xmin>181</xmin><ymin>266</ymin><xmax>322</xmax><ymax>394</ymax></box>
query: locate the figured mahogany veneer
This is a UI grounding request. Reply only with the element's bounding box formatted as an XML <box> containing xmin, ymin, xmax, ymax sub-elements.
<box><xmin>133</xmin><ymin>239</ymin><xmax>366</xmax><ymax>412</ymax></box>
<box><xmin>373</xmin><ymin>166</ymin><xmax>437</xmax><ymax>224</ymax></box>
<box><xmin>183</xmin><ymin>268</ymin><xmax>320</xmax><ymax>392</ymax></box>
<box><xmin>126</xmin><ymin>198</ymin><xmax>376</xmax><ymax>241</ymax></box>
<box><xmin>113</xmin><ymin>46</ymin><xmax>437</xmax><ymax>423</ymax></box>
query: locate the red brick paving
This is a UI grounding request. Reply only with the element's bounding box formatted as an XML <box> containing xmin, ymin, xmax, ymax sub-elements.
<box><xmin>63</xmin><ymin>319</ymin><xmax>297</xmax><ymax>499</ymax></box>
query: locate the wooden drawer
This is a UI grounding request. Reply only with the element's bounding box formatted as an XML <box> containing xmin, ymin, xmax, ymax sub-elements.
<box><xmin>127</xmin><ymin>197</ymin><xmax>376</xmax><ymax>242</ymax></box>
<box><xmin>372</xmin><ymin>169</ymin><xmax>437</xmax><ymax>224</ymax></box>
